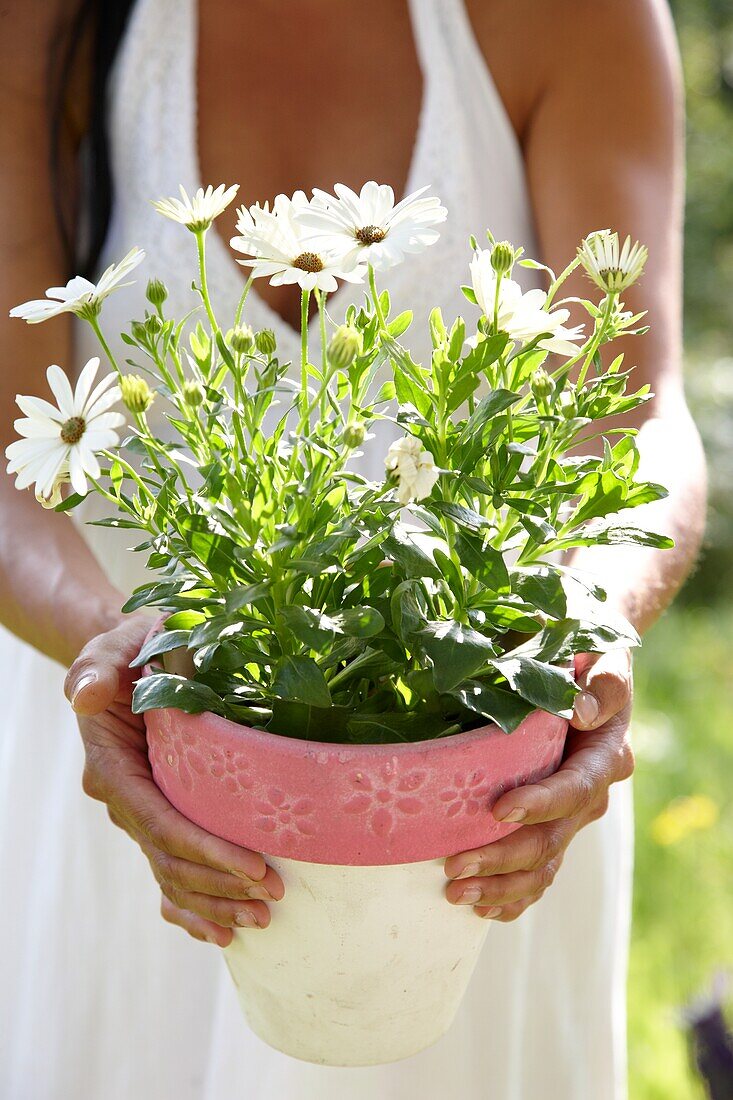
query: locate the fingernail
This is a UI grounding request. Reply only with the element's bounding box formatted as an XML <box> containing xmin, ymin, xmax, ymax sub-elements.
<box><xmin>235</xmin><ymin>908</ymin><xmax>260</xmax><ymax>928</ymax></box>
<box><xmin>205</xmin><ymin>934</ymin><xmax>221</xmax><ymax>945</ymax></box>
<box><xmin>453</xmin><ymin>861</ymin><xmax>480</xmax><ymax>880</ymax></box>
<box><xmin>71</xmin><ymin>672</ymin><xmax>97</xmax><ymax>708</ymax></box>
<box><xmin>246</xmin><ymin>885</ymin><xmax>274</xmax><ymax>902</ymax></box>
<box><xmin>574</xmin><ymin>690</ymin><xmax>600</xmax><ymax>728</ymax></box>
<box><xmin>457</xmin><ymin>886</ymin><xmax>483</xmax><ymax>905</ymax></box>
<box><xmin>480</xmin><ymin>906</ymin><xmax>502</xmax><ymax>919</ymax></box>
<box><xmin>494</xmin><ymin>806</ymin><xmax>527</xmax><ymax>824</ymax></box>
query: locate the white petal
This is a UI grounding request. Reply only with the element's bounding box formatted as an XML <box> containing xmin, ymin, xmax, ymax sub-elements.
<box><xmin>73</xmin><ymin>356</ymin><xmax>101</xmax><ymax>411</ymax></box>
<box><xmin>15</xmin><ymin>394</ymin><xmax>64</xmax><ymax>424</ymax></box>
<box><xmin>68</xmin><ymin>447</ymin><xmax>89</xmax><ymax>496</ymax></box>
<box><xmin>46</xmin><ymin>365</ymin><xmax>76</xmax><ymax>419</ymax></box>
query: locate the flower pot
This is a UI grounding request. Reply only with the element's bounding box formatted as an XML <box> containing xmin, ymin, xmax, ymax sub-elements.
<box><xmin>146</xmin><ymin>701</ymin><xmax>567</xmax><ymax>1065</ymax></box>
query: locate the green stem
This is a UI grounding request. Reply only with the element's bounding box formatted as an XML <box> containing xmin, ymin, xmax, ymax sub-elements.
<box><xmin>299</xmin><ymin>288</ymin><xmax>311</xmax><ymax>431</ymax></box>
<box><xmin>368</xmin><ymin>265</ymin><xmax>388</xmax><ymax>332</ymax></box>
<box><xmin>195</xmin><ymin>230</ymin><xmax>218</xmax><ymax>332</ymax></box>
<box><xmin>576</xmin><ymin>292</ymin><xmax>617</xmax><ymax>389</ymax></box>
<box><xmin>88</xmin><ymin>317</ymin><xmax>122</xmax><ymax>375</ymax></box>
<box><xmin>234</xmin><ymin>274</ymin><xmax>254</xmax><ymax>327</ymax></box>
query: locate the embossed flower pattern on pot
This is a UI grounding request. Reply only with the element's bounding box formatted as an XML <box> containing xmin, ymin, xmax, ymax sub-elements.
<box><xmin>253</xmin><ymin>789</ymin><xmax>317</xmax><ymax>839</ymax></box>
<box><xmin>154</xmin><ymin>729</ymin><xmax>254</xmax><ymax>796</ymax></box>
<box><xmin>342</xmin><ymin>766</ymin><xmax>427</xmax><ymax>837</ymax></box>
<box><xmin>438</xmin><ymin>770</ymin><xmax>493</xmax><ymax>818</ymax></box>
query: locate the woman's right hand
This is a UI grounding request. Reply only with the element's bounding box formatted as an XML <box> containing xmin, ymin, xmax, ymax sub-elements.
<box><xmin>64</xmin><ymin>614</ymin><xmax>284</xmax><ymax>946</ymax></box>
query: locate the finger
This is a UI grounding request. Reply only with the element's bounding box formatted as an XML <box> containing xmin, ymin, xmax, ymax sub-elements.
<box><xmin>444</xmin><ymin>820</ymin><xmax>573</xmax><ymax>880</ymax></box>
<box><xmin>141</xmin><ymin>842</ymin><xmax>283</xmax><ymax>902</ymax></box>
<box><xmin>160</xmin><ymin>894</ymin><xmax>232</xmax><ymax>947</ymax></box>
<box><xmin>475</xmin><ymin>891</ymin><xmax>545</xmax><ymax>922</ymax></box>
<box><xmin>491</xmin><ymin>722</ymin><xmax>632</xmax><ymax>826</ymax></box>
<box><xmin>160</xmin><ymin>884</ymin><xmax>270</xmax><ymax>929</ymax></box>
<box><xmin>101</xmin><ymin>762</ymin><xmax>279</xmax><ymax>887</ymax></box>
<box><xmin>445</xmin><ymin>858</ymin><xmax>562</xmax><ymax>909</ymax></box>
<box><xmin>572</xmin><ymin>649</ymin><xmax>632</xmax><ymax>731</ymax></box>
<box><xmin>65</xmin><ymin>614</ymin><xmax>153</xmax><ymax>714</ymax></box>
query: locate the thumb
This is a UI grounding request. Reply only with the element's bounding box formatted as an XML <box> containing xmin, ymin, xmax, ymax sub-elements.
<box><xmin>64</xmin><ymin>647</ymin><xmax>122</xmax><ymax>716</ymax></box>
<box><xmin>572</xmin><ymin>648</ymin><xmax>633</xmax><ymax>731</ymax></box>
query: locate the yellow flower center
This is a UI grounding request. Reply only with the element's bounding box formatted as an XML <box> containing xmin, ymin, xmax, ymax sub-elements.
<box><xmin>293</xmin><ymin>252</ymin><xmax>324</xmax><ymax>273</ymax></box>
<box><xmin>60</xmin><ymin>416</ymin><xmax>85</xmax><ymax>445</ymax></box>
<box><xmin>356</xmin><ymin>224</ymin><xmax>387</xmax><ymax>245</ymax></box>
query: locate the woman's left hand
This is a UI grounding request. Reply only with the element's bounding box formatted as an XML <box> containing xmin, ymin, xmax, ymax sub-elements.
<box><xmin>443</xmin><ymin>649</ymin><xmax>634</xmax><ymax>921</ymax></box>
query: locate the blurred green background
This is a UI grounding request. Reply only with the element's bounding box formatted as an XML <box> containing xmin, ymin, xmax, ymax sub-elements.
<box><xmin>630</xmin><ymin>1</ymin><xmax>733</xmax><ymax>1095</ymax></box>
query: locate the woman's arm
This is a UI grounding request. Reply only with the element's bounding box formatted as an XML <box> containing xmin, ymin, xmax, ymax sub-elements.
<box><xmin>445</xmin><ymin>0</ymin><xmax>705</xmax><ymax>917</ymax></box>
<box><xmin>0</xmin><ymin>1</ymin><xmax>123</xmax><ymax>664</ymax></box>
<box><xmin>0</xmin><ymin>2</ymin><xmax>282</xmax><ymax>943</ymax></box>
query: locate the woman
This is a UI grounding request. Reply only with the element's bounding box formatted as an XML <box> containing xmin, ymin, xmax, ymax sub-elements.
<box><xmin>0</xmin><ymin>0</ymin><xmax>705</xmax><ymax>1096</ymax></box>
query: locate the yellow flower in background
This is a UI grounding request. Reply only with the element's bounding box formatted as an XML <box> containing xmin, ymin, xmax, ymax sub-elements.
<box><xmin>651</xmin><ymin>794</ymin><xmax>720</xmax><ymax>846</ymax></box>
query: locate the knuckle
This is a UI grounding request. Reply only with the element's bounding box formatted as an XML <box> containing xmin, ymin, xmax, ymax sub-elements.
<box><xmin>588</xmin><ymin>791</ymin><xmax>610</xmax><ymax>823</ymax></box>
<box><xmin>81</xmin><ymin>764</ymin><xmax>104</xmax><ymax>801</ymax></box>
<box><xmin>571</xmin><ymin>771</ymin><xmax>597</xmax><ymax>813</ymax></box>
<box><xmin>534</xmin><ymin>861</ymin><xmax>558</xmax><ymax>892</ymax></box>
<box><xmin>616</xmin><ymin>742</ymin><xmax>635</xmax><ymax>782</ymax></box>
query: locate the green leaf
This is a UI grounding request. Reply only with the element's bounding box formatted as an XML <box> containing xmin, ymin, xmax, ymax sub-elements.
<box><xmin>346</xmin><ymin>712</ymin><xmax>454</xmax><ymax>744</ymax></box>
<box><xmin>334</xmin><ymin>606</ymin><xmax>385</xmax><ymax>637</ymax></box>
<box><xmin>382</xmin><ymin>524</ymin><xmax>442</xmax><ymax>579</ymax></box>
<box><xmin>164</xmin><ymin>610</ymin><xmax>207</xmax><ymax>631</ymax></box>
<box><xmin>512</xmin><ymin>567</ymin><xmax>567</xmax><ymax>619</ymax></box>
<box><xmin>417</xmin><ymin>620</ymin><xmax>496</xmax><ymax>692</ymax></box>
<box><xmin>132</xmin><ymin>673</ymin><xmax>229</xmax><ymax>717</ymax></box>
<box><xmin>277</xmin><ymin>606</ymin><xmax>335</xmax><ymax>650</ymax></box>
<box><xmin>224</xmin><ymin>581</ymin><xmax>273</xmax><ymax>613</ymax></box>
<box><xmin>491</xmin><ymin>655</ymin><xmax>578</xmax><ymax>718</ymax></box>
<box><xmin>430</xmin><ymin>500</ymin><xmax>494</xmax><ymax>532</ymax></box>
<box><xmin>391</xmin><ymin>581</ymin><xmax>428</xmax><ymax>641</ymax></box>
<box><xmin>268</xmin><ymin>700</ymin><xmax>351</xmax><ymax>742</ymax></box>
<box><xmin>271</xmin><ymin>656</ymin><xmax>332</xmax><ymax>708</ymax></box>
<box><xmin>455</xmin><ymin>531</ymin><xmax>510</xmax><ymax>592</ymax></box>
<box><xmin>130</xmin><ymin>629</ymin><xmax>191</xmax><ymax>669</ymax></box>
<box><xmin>452</xmin><ymin>680</ymin><xmax>535</xmax><ymax>734</ymax></box>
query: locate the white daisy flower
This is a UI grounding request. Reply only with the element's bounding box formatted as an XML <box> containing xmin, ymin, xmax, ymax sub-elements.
<box><xmin>470</xmin><ymin>249</ymin><xmax>584</xmax><ymax>356</ymax></box>
<box><xmin>9</xmin><ymin>248</ymin><xmax>145</xmax><ymax>325</ymax></box>
<box><xmin>385</xmin><ymin>435</ymin><xmax>440</xmax><ymax>506</ymax></box>
<box><xmin>152</xmin><ymin>184</ymin><xmax>239</xmax><ymax>232</ymax></box>
<box><xmin>5</xmin><ymin>357</ymin><xmax>125</xmax><ymax>502</ymax></box>
<box><xmin>230</xmin><ymin>191</ymin><xmax>366</xmax><ymax>292</ymax></box>
<box><xmin>577</xmin><ymin>231</ymin><xmax>648</xmax><ymax>293</ymax></box>
<box><xmin>297</xmin><ymin>181</ymin><xmax>447</xmax><ymax>271</ymax></box>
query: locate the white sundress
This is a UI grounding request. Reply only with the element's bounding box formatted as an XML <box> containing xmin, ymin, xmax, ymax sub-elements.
<box><xmin>0</xmin><ymin>0</ymin><xmax>633</xmax><ymax>1096</ymax></box>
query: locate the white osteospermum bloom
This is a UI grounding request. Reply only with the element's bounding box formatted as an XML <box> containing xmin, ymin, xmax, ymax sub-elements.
<box><xmin>385</xmin><ymin>435</ymin><xmax>440</xmax><ymax>506</ymax></box>
<box><xmin>230</xmin><ymin>191</ymin><xmax>366</xmax><ymax>292</ymax></box>
<box><xmin>577</xmin><ymin>231</ymin><xmax>648</xmax><ymax>293</ymax></box>
<box><xmin>297</xmin><ymin>181</ymin><xmax>448</xmax><ymax>271</ymax></box>
<box><xmin>5</xmin><ymin>357</ymin><xmax>125</xmax><ymax>503</ymax></box>
<box><xmin>470</xmin><ymin>249</ymin><xmax>583</xmax><ymax>356</ymax></box>
<box><xmin>9</xmin><ymin>247</ymin><xmax>144</xmax><ymax>325</ymax></box>
<box><xmin>152</xmin><ymin>184</ymin><xmax>239</xmax><ymax>232</ymax></box>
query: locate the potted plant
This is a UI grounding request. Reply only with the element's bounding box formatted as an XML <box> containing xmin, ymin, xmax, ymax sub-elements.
<box><xmin>7</xmin><ymin>181</ymin><xmax>669</xmax><ymax>1066</ymax></box>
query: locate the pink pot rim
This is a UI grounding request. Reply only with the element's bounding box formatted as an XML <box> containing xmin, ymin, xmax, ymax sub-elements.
<box><xmin>142</xmin><ymin>621</ymin><xmax>569</xmax><ymax>864</ymax></box>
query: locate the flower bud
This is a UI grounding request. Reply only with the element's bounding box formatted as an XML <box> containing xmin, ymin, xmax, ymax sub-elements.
<box><xmin>145</xmin><ymin>314</ymin><xmax>162</xmax><ymax>336</ymax></box>
<box><xmin>342</xmin><ymin>420</ymin><xmax>366</xmax><ymax>448</ymax></box>
<box><xmin>182</xmin><ymin>379</ymin><xmax>205</xmax><ymax>407</ymax></box>
<box><xmin>531</xmin><ymin>367</ymin><xmax>553</xmax><ymax>402</ymax></box>
<box><xmin>490</xmin><ymin>241</ymin><xmax>514</xmax><ymax>277</ymax></box>
<box><xmin>146</xmin><ymin>278</ymin><xmax>168</xmax><ymax>308</ymax></box>
<box><xmin>255</xmin><ymin>329</ymin><xmax>277</xmax><ymax>357</ymax></box>
<box><xmin>229</xmin><ymin>324</ymin><xmax>254</xmax><ymax>355</ymax></box>
<box><xmin>120</xmin><ymin>374</ymin><xmax>154</xmax><ymax>415</ymax></box>
<box><xmin>130</xmin><ymin>320</ymin><xmax>148</xmax><ymax>344</ymax></box>
<box><xmin>328</xmin><ymin>325</ymin><xmax>362</xmax><ymax>371</ymax></box>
